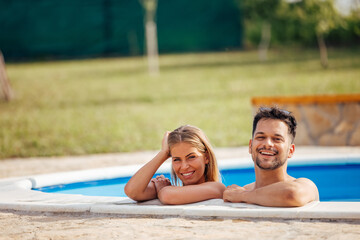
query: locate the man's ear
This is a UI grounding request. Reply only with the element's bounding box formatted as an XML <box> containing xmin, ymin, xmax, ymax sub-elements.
<box><xmin>288</xmin><ymin>144</ymin><xmax>295</xmax><ymax>158</ymax></box>
<box><xmin>248</xmin><ymin>139</ymin><xmax>252</xmax><ymax>154</ymax></box>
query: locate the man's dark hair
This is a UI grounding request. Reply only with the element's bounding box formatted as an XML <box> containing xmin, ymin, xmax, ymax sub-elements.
<box><xmin>252</xmin><ymin>107</ymin><xmax>297</xmax><ymax>142</ymax></box>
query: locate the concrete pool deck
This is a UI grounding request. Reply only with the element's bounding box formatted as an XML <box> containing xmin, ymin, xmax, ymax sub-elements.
<box><xmin>1</xmin><ymin>146</ymin><xmax>360</xmax><ymax>220</ymax></box>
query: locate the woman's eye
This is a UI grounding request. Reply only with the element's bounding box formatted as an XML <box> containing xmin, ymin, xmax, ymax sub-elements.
<box><xmin>172</xmin><ymin>158</ymin><xmax>180</xmax><ymax>162</ymax></box>
<box><xmin>188</xmin><ymin>155</ymin><xmax>196</xmax><ymax>159</ymax></box>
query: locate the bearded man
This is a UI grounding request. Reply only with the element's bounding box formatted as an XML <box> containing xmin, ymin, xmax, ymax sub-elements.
<box><xmin>223</xmin><ymin>107</ymin><xmax>319</xmax><ymax>207</ymax></box>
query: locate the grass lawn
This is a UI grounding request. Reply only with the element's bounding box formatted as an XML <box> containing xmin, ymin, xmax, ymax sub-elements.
<box><xmin>1</xmin><ymin>48</ymin><xmax>359</xmax><ymax>159</ymax></box>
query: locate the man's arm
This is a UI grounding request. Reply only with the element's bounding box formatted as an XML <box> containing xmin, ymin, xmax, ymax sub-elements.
<box><xmin>157</xmin><ymin>182</ymin><xmax>226</xmax><ymax>205</ymax></box>
<box><xmin>223</xmin><ymin>178</ymin><xmax>319</xmax><ymax>207</ymax></box>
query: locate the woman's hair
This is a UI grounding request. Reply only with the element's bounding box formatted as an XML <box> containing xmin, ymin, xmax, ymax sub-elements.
<box><xmin>167</xmin><ymin>125</ymin><xmax>220</xmax><ymax>185</ymax></box>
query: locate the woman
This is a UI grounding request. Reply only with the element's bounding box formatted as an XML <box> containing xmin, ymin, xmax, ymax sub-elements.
<box><xmin>124</xmin><ymin>125</ymin><xmax>225</xmax><ymax>205</ymax></box>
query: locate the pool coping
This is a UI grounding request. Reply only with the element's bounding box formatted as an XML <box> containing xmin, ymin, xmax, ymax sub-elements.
<box><xmin>1</xmin><ymin>153</ymin><xmax>360</xmax><ymax>220</ymax></box>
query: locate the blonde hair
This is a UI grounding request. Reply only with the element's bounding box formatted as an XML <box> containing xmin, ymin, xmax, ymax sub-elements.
<box><xmin>167</xmin><ymin>125</ymin><xmax>220</xmax><ymax>185</ymax></box>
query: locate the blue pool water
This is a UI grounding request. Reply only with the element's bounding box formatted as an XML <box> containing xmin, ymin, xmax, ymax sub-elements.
<box><xmin>35</xmin><ymin>162</ymin><xmax>360</xmax><ymax>201</ymax></box>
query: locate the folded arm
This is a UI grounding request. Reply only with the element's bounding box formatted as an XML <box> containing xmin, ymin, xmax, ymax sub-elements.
<box><xmin>223</xmin><ymin>178</ymin><xmax>319</xmax><ymax>207</ymax></box>
<box><xmin>124</xmin><ymin>132</ymin><xmax>171</xmax><ymax>201</ymax></box>
<box><xmin>157</xmin><ymin>182</ymin><xmax>226</xmax><ymax>205</ymax></box>
<box><xmin>124</xmin><ymin>151</ymin><xmax>169</xmax><ymax>201</ymax></box>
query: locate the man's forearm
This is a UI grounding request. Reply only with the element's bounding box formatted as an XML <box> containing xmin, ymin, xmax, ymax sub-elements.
<box><xmin>240</xmin><ymin>189</ymin><xmax>296</xmax><ymax>207</ymax></box>
<box><xmin>238</xmin><ymin>182</ymin><xmax>313</xmax><ymax>207</ymax></box>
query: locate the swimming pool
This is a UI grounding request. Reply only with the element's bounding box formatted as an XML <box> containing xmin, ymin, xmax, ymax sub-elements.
<box><xmin>2</xmin><ymin>151</ymin><xmax>360</xmax><ymax>220</ymax></box>
<box><xmin>34</xmin><ymin>158</ymin><xmax>360</xmax><ymax>202</ymax></box>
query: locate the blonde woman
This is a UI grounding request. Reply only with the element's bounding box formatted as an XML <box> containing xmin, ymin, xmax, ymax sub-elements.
<box><xmin>124</xmin><ymin>125</ymin><xmax>225</xmax><ymax>205</ymax></box>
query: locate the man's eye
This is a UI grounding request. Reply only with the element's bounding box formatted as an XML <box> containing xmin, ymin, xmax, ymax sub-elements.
<box><xmin>256</xmin><ymin>136</ymin><xmax>265</xmax><ymax>140</ymax></box>
<box><xmin>172</xmin><ymin>158</ymin><xmax>180</xmax><ymax>162</ymax></box>
<box><xmin>188</xmin><ymin>155</ymin><xmax>195</xmax><ymax>159</ymax></box>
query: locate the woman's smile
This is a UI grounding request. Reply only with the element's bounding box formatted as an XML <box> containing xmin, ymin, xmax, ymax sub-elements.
<box><xmin>171</xmin><ymin>142</ymin><xmax>209</xmax><ymax>185</ymax></box>
<box><xmin>181</xmin><ymin>171</ymin><xmax>195</xmax><ymax>178</ymax></box>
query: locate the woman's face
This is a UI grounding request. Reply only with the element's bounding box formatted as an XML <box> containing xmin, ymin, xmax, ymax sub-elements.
<box><xmin>170</xmin><ymin>142</ymin><xmax>209</xmax><ymax>186</ymax></box>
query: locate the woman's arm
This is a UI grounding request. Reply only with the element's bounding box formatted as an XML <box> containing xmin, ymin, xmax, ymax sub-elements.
<box><xmin>155</xmin><ymin>182</ymin><xmax>226</xmax><ymax>205</ymax></box>
<box><xmin>124</xmin><ymin>132</ymin><xmax>170</xmax><ymax>201</ymax></box>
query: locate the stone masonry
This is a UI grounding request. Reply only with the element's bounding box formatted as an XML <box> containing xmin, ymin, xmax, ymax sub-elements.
<box><xmin>251</xmin><ymin>94</ymin><xmax>360</xmax><ymax>146</ymax></box>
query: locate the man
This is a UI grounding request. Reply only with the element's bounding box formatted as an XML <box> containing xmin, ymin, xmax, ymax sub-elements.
<box><xmin>223</xmin><ymin>107</ymin><xmax>319</xmax><ymax>207</ymax></box>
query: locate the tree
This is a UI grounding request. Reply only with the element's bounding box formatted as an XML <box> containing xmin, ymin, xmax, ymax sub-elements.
<box><xmin>0</xmin><ymin>51</ymin><xmax>13</xmax><ymax>102</ymax></box>
<box><xmin>285</xmin><ymin>0</ymin><xmax>345</xmax><ymax>68</ymax></box>
<box><xmin>140</xmin><ymin>0</ymin><xmax>159</xmax><ymax>76</ymax></box>
<box><xmin>241</xmin><ymin>0</ymin><xmax>282</xmax><ymax>61</ymax></box>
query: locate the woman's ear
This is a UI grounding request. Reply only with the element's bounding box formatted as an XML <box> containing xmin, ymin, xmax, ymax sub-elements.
<box><xmin>204</xmin><ymin>152</ymin><xmax>210</xmax><ymax>164</ymax></box>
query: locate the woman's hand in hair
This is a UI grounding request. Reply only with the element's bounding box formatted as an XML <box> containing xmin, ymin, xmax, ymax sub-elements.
<box><xmin>151</xmin><ymin>175</ymin><xmax>171</xmax><ymax>194</ymax></box>
<box><xmin>161</xmin><ymin>131</ymin><xmax>171</xmax><ymax>158</ymax></box>
<box><xmin>125</xmin><ymin>132</ymin><xmax>172</xmax><ymax>202</ymax></box>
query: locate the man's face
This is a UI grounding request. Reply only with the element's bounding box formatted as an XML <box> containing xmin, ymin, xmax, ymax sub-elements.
<box><xmin>249</xmin><ymin>119</ymin><xmax>294</xmax><ymax>170</ymax></box>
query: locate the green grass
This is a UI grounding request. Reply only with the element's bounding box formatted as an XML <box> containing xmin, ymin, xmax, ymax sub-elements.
<box><xmin>1</xmin><ymin>48</ymin><xmax>359</xmax><ymax>159</ymax></box>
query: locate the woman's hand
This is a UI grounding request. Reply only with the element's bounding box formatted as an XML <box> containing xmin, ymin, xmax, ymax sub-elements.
<box><xmin>161</xmin><ymin>131</ymin><xmax>171</xmax><ymax>157</ymax></box>
<box><xmin>151</xmin><ymin>175</ymin><xmax>171</xmax><ymax>194</ymax></box>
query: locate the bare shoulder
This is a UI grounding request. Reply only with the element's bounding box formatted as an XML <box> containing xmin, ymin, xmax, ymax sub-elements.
<box><xmin>286</xmin><ymin>175</ymin><xmax>315</xmax><ymax>187</ymax></box>
<box><xmin>293</xmin><ymin>177</ymin><xmax>319</xmax><ymax>200</ymax></box>
<box><xmin>294</xmin><ymin>177</ymin><xmax>317</xmax><ymax>186</ymax></box>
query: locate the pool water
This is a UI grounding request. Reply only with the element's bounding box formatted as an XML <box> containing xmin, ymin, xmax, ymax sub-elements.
<box><xmin>35</xmin><ymin>163</ymin><xmax>360</xmax><ymax>201</ymax></box>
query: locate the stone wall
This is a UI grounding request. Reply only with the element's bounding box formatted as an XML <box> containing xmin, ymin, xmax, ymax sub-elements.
<box><xmin>251</xmin><ymin>94</ymin><xmax>360</xmax><ymax>146</ymax></box>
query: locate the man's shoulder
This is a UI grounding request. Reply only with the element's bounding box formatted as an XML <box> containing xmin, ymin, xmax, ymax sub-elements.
<box><xmin>292</xmin><ymin>177</ymin><xmax>319</xmax><ymax>201</ymax></box>
<box><xmin>293</xmin><ymin>177</ymin><xmax>316</xmax><ymax>185</ymax></box>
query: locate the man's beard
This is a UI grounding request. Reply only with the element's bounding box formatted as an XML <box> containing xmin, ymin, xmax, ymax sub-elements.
<box><xmin>254</xmin><ymin>147</ymin><xmax>286</xmax><ymax>170</ymax></box>
<box><xmin>255</xmin><ymin>156</ymin><xmax>286</xmax><ymax>170</ymax></box>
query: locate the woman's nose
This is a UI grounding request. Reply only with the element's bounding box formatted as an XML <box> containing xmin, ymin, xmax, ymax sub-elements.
<box><xmin>180</xmin><ymin>160</ymin><xmax>189</xmax><ymax>169</ymax></box>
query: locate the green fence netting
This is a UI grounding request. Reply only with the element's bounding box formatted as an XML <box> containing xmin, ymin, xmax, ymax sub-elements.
<box><xmin>0</xmin><ymin>0</ymin><xmax>242</xmax><ymax>60</ymax></box>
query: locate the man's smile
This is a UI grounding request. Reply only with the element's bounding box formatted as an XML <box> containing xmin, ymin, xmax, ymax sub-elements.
<box><xmin>258</xmin><ymin>149</ymin><xmax>278</xmax><ymax>156</ymax></box>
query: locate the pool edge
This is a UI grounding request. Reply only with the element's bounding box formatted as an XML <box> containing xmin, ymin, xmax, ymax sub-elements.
<box><xmin>1</xmin><ymin>155</ymin><xmax>360</xmax><ymax>221</ymax></box>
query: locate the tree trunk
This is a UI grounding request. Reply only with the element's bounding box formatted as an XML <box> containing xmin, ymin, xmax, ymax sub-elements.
<box><xmin>0</xmin><ymin>51</ymin><xmax>13</xmax><ymax>101</ymax></box>
<box><xmin>258</xmin><ymin>21</ymin><xmax>271</xmax><ymax>62</ymax></box>
<box><xmin>143</xmin><ymin>0</ymin><xmax>159</xmax><ymax>76</ymax></box>
<box><xmin>316</xmin><ymin>32</ymin><xmax>328</xmax><ymax>69</ymax></box>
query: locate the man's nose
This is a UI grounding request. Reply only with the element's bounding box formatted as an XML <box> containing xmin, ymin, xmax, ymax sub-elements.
<box><xmin>264</xmin><ymin>137</ymin><xmax>274</xmax><ymax>148</ymax></box>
